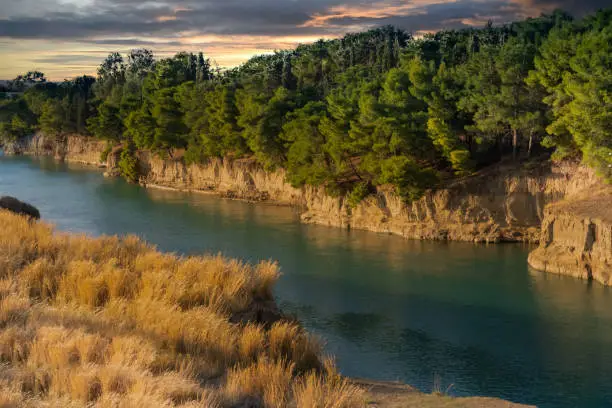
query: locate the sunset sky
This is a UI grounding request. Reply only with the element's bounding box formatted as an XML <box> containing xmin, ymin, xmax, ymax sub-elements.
<box><xmin>0</xmin><ymin>0</ymin><xmax>606</xmax><ymax>80</ymax></box>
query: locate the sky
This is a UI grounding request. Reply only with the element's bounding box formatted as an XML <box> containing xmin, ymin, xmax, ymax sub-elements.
<box><xmin>0</xmin><ymin>0</ymin><xmax>607</xmax><ymax>80</ymax></box>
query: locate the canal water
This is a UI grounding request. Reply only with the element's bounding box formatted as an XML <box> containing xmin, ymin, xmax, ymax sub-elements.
<box><xmin>1</xmin><ymin>155</ymin><xmax>611</xmax><ymax>407</ymax></box>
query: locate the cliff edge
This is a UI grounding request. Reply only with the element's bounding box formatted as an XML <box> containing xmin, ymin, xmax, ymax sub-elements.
<box><xmin>136</xmin><ymin>151</ymin><xmax>600</xmax><ymax>244</ymax></box>
<box><xmin>4</xmin><ymin>133</ymin><xmax>603</xmax><ymax>246</ymax></box>
<box><xmin>528</xmin><ymin>187</ymin><xmax>612</xmax><ymax>285</ymax></box>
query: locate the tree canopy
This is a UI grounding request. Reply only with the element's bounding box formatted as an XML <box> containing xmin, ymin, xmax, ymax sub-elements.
<box><xmin>1</xmin><ymin>9</ymin><xmax>610</xmax><ymax>202</ymax></box>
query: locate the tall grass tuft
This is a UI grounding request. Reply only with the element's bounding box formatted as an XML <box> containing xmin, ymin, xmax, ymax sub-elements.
<box><xmin>0</xmin><ymin>210</ymin><xmax>366</xmax><ymax>407</ymax></box>
<box><xmin>225</xmin><ymin>358</ymin><xmax>295</xmax><ymax>408</ymax></box>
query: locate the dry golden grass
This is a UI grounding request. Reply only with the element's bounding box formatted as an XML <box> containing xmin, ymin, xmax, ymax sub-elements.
<box><xmin>0</xmin><ymin>210</ymin><xmax>365</xmax><ymax>407</ymax></box>
<box><xmin>293</xmin><ymin>372</ymin><xmax>365</xmax><ymax>408</ymax></box>
<box><xmin>225</xmin><ymin>358</ymin><xmax>295</xmax><ymax>408</ymax></box>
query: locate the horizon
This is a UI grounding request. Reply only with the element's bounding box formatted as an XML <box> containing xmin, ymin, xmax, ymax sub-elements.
<box><xmin>0</xmin><ymin>0</ymin><xmax>607</xmax><ymax>81</ymax></box>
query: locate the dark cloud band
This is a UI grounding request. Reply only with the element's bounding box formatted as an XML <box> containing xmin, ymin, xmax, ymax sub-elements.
<box><xmin>0</xmin><ymin>0</ymin><xmax>607</xmax><ymax>42</ymax></box>
<box><xmin>0</xmin><ymin>0</ymin><xmax>608</xmax><ymax>80</ymax></box>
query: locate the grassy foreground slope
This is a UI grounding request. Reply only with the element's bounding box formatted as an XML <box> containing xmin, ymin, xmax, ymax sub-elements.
<box><xmin>0</xmin><ymin>210</ymin><xmax>363</xmax><ymax>407</ymax></box>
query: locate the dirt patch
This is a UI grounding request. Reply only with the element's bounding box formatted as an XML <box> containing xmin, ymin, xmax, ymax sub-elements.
<box><xmin>355</xmin><ymin>379</ymin><xmax>536</xmax><ymax>408</ymax></box>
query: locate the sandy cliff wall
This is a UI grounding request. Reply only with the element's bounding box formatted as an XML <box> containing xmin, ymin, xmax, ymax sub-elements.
<box><xmin>136</xmin><ymin>151</ymin><xmax>305</xmax><ymax>205</ymax></box>
<box><xmin>6</xmin><ymin>133</ymin><xmax>107</xmax><ymax>166</ymax></box>
<box><xmin>137</xmin><ymin>151</ymin><xmax>599</xmax><ymax>243</ymax></box>
<box><xmin>528</xmin><ymin>189</ymin><xmax>612</xmax><ymax>285</ymax></box>
<box><xmin>301</xmin><ymin>162</ymin><xmax>599</xmax><ymax>243</ymax></box>
<box><xmin>5</xmin><ymin>134</ymin><xmax>602</xmax><ymax>245</ymax></box>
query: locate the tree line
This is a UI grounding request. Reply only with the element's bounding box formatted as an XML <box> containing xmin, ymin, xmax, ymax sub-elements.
<box><xmin>1</xmin><ymin>9</ymin><xmax>610</xmax><ymax>202</ymax></box>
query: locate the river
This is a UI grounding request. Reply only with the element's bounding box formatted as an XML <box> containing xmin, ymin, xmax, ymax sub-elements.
<box><xmin>1</xmin><ymin>155</ymin><xmax>611</xmax><ymax>408</ymax></box>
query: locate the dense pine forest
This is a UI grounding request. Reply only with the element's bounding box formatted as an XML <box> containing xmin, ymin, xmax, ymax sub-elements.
<box><xmin>1</xmin><ymin>9</ymin><xmax>610</xmax><ymax>203</ymax></box>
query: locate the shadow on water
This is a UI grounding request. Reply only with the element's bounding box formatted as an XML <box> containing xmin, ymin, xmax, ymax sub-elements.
<box><xmin>1</xmin><ymin>155</ymin><xmax>612</xmax><ymax>408</ymax></box>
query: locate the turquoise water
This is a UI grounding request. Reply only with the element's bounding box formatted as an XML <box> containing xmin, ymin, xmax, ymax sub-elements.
<box><xmin>1</xmin><ymin>155</ymin><xmax>611</xmax><ymax>408</ymax></box>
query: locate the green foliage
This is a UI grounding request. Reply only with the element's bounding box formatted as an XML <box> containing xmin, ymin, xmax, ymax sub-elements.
<box><xmin>204</xmin><ymin>84</ymin><xmax>246</xmax><ymax>157</ymax></box>
<box><xmin>23</xmin><ymin>82</ymin><xmax>61</xmax><ymax>116</ymax></box>
<box><xmin>183</xmin><ymin>143</ymin><xmax>208</xmax><ymax>165</ymax></box>
<box><xmin>118</xmin><ymin>142</ymin><xmax>139</xmax><ymax>183</ymax></box>
<box><xmin>282</xmin><ymin>102</ymin><xmax>331</xmax><ymax>187</ymax></box>
<box><xmin>100</xmin><ymin>143</ymin><xmax>113</xmax><ymax>163</ymax></box>
<box><xmin>346</xmin><ymin>182</ymin><xmax>372</xmax><ymax>208</ymax></box>
<box><xmin>5</xmin><ymin>9</ymin><xmax>611</xmax><ymax>194</ymax></box>
<box><xmin>457</xmin><ymin>37</ymin><xmax>545</xmax><ymax>158</ymax></box>
<box><xmin>377</xmin><ymin>156</ymin><xmax>438</xmax><ymax>202</ymax></box>
<box><xmin>124</xmin><ymin>108</ymin><xmax>155</xmax><ymax>150</ymax></box>
<box><xmin>237</xmin><ymin>86</ymin><xmax>294</xmax><ymax>169</ymax></box>
<box><xmin>0</xmin><ymin>115</ymin><xmax>30</xmax><ymax>142</ymax></box>
<box><xmin>449</xmin><ymin>150</ymin><xmax>474</xmax><ymax>176</ymax></box>
<box><xmin>87</xmin><ymin>101</ymin><xmax>123</xmax><ymax>140</ymax></box>
<box><xmin>39</xmin><ymin>100</ymin><xmax>67</xmax><ymax>136</ymax></box>
<box><xmin>529</xmin><ymin>10</ymin><xmax>612</xmax><ymax>180</ymax></box>
<box><xmin>151</xmin><ymin>87</ymin><xmax>188</xmax><ymax>152</ymax></box>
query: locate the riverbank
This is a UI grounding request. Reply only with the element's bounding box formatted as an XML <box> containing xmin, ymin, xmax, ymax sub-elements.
<box><xmin>359</xmin><ymin>380</ymin><xmax>535</xmax><ymax>407</ymax></box>
<box><xmin>6</xmin><ymin>133</ymin><xmax>603</xmax><ymax>242</ymax></box>
<box><xmin>0</xmin><ymin>209</ymin><xmax>534</xmax><ymax>407</ymax></box>
<box><xmin>5</xmin><ymin>133</ymin><xmax>611</xmax><ymax>286</ymax></box>
<box><xmin>4</xmin><ymin>156</ymin><xmax>612</xmax><ymax>405</ymax></box>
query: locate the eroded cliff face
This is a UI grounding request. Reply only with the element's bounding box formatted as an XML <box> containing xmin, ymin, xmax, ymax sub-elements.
<box><xmin>302</xmin><ymin>161</ymin><xmax>601</xmax><ymax>243</ymax></box>
<box><xmin>136</xmin><ymin>151</ymin><xmax>305</xmax><ymax>205</ymax></box>
<box><xmin>6</xmin><ymin>133</ymin><xmax>107</xmax><ymax>167</ymax></box>
<box><xmin>528</xmin><ymin>189</ymin><xmax>612</xmax><ymax>285</ymax></box>
<box><xmin>6</xmin><ymin>134</ymin><xmax>603</xmax><ymax>245</ymax></box>
<box><xmin>137</xmin><ymin>151</ymin><xmax>600</xmax><ymax>243</ymax></box>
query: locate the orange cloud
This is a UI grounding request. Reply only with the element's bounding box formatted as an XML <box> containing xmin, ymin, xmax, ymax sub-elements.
<box><xmin>443</xmin><ymin>15</ymin><xmax>502</xmax><ymax>26</ymax></box>
<box><xmin>176</xmin><ymin>33</ymin><xmax>338</xmax><ymax>67</ymax></box>
<box><xmin>0</xmin><ymin>32</ymin><xmax>344</xmax><ymax>80</ymax></box>
<box><xmin>155</xmin><ymin>6</ymin><xmax>192</xmax><ymax>22</ymax></box>
<box><xmin>302</xmin><ymin>0</ymin><xmax>456</xmax><ymax>28</ymax></box>
<box><xmin>156</xmin><ymin>15</ymin><xmax>177</xmax><ymax>22</ymax></box>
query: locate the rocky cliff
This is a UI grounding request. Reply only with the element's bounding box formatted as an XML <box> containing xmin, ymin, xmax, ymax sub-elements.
<box><xmin>301</xmin><ymin>161</ymin><xmax>600</xmax><ymax>243</ymax></box>
<box><xmin>136</xmin><ymin>151</ymin><xmax>305</xmax><ymax>205</ymax></box>
<box><xmin>528</xmin><ymin>188</ymin><xmax>612</xmax><ymax>285</ymax></box>
<box><xmin>5</xmin><ymin>132</ymin><xmax>107</xmax><ymax>167</ymax></box>
<box><xmin>135</xmin><ymin>150</ymin><xmax>600</xmax><ymax>243</ymax></box>
<box><xmin>5</xmin><ymin>134</ymin><xmax>602</xmax><ymax>245</ymax></box>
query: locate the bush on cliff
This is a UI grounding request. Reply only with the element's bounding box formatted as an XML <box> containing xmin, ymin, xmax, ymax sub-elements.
<box><xmin>0</xmin><ymin>115</ymin><xmax>30</xmax><ymax>143</ymax></box>
<box><xmin>100</xmin><ymin>143</ymin><xmax>113</xmax><ymax>163</ymax></box>
<box><xmin>0</xmin><ymin>211</ymin><xmax>364</xmax><ymax>407</ymax></box>
<box><xmin>118</xmin><ymin>142</ymin><xmax>139</xmax><ymax>183</ymax></box>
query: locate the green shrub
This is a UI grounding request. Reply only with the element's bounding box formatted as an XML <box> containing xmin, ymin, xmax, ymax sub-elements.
<box><xmin>100</xmin><ymin>143</ymin><xmax>112</xmax><ymax>163</ymax></box>
<box><xmin>118</xmin><ymin>143</ymin><xmax>139</xmax><ymax>183</ymax></box>
<box><xmin>184</xmin><ymin>143</ymin><xmax>208</xmax><ymax>165</ymax></box>
<box><xmin>449</xmin><ymin>149</ymin><xmax>474</xmax><ymax>176</ymax></box>
<box><xmin>378</xmin><ymin>156</ymin><xmax>438</xmax><ymax>203</ymax></box>
<box><xmin>346</xmin><ymin>182</ymin><xmax>371</xmax><ymax>208</ymax></box>
<box><xmin>0</xmin><ymin>115</ymin><xmax>30</xmax><ymax>143</ymax></box>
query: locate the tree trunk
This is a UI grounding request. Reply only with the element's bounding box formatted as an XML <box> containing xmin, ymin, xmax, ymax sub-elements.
<box><xmin>347</xmin><ymin>157</ymin><xmax>363</xmax><ymax>181</ymax></box>
<box><xmin>512</xmin><ymin>128</ymin><xmax>518</xmax><ymax>160</ymax></box>
<box><xmin>528</xmin><ymin>131</ymin><xmax>533</xmax><ymax>158</ymax></box>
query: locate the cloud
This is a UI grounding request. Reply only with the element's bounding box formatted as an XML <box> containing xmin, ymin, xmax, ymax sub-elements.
<box><xmin>81</xmin><ymin>38</ymin><xmax>184</xmax><ymax>47</ymax></box>
<box><xmin>0</xmin><ymin>0</ymin><xmax>608</xmax><ymax>79</ymax></box>
<box><xmin>507</xmin><ymin>0</ymin><xmax>608</xmax><ymax>16</ymax></box>
<box><xmin>0</xmin><ymin>0</ymin><xmax>607</xmax><ymax>40</ymax></box>
<box><xmin>301</xmin><ymin>0</ymin><xmax>455</xmax><ymax>28</ymax></box>
<box><xmin>32</xmin><ymin>54</ymin><xmax>111</xmax><ymax>65</ymax></box>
